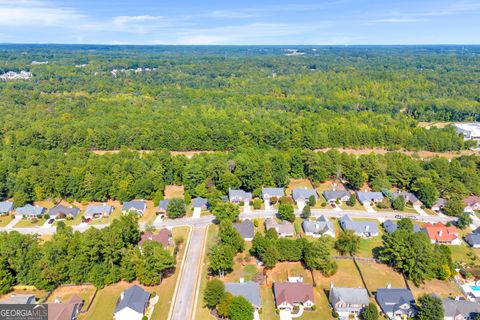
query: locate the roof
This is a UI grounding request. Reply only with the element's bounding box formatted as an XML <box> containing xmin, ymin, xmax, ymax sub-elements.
<box><xmin>16</xmin><ymin>204</ymin><xmax>45</xmax><ymax>216</ymax></box>
<box><xmin>356</xmin><ymin>191</ymin><xmax>384</xmax><ymax>203</ymax></box>
<box><xmin>233</xmin><ymin>219</ymin><xmax>255</xmax><ymax>239</ymax></box>
<box><xmin>323</xmin><ymin>190</ymin><xmax>350</xmax><ymax>201</ymax></box>
<box><xmin>229</xmin><ymin>189</ymin><xmax>252</xmax><ymax>201</ymax></box>
<box><xmin>302</xmin><ymin>215</ymin><xmax>335</xmax><ymax>235</ymax></box>
<box><xmin>292</xmin><ymin>188</ymin><xmax>317</xmax><ymax>201</ymax></box>
<box><xmin>158</xmin><ymin>200</ymin><xmax>170</xmax><ymax>210</ymax></box>
<box><xmin>340</xmin><ymin>215</ymin><xmax>379</xmax><ymax>235</ymax></box>
<box><xmin>225</xmin><ymin>282</ymin><xmax>262</xmax><ymax>308</ymax></box>
<box><xmin>393</xmin><ymin>191</ymin><xmax>420</xmax><ymax>204</ymax></box>
<box><xmin>138</xmin><ymin>228</ymin><xmax>172</xmax><ymax>247</ymax></box>
<box><xmin>376</xmin><ymin>288</ymin><xmax>415</xmax><ymax>314</ymax></box>
<box><xmin>262</xmin><ymin>187</ymin><xmax>284</xmax><ymax>198</ymax></box>
<box><xmin>122</xmin><ymin>200</ymin><xmax>146</xmax><ymax>212</ymax></box>
<box><xmin>273</xmin><ymin>282</ymin><xmax>314</xmax><ymax>306</ymax></box>
<box><xmin>49</xmin><ymin>205</ymin><xmax>80</xmax><ymax>217</ymax></box>
<box><xmin>0</xmin><ymin>201</ymin><xmax>14</xmax><ymax>213</ymax></box>
<box><xmin>115</xmin><ymin>285</ymin><xmax>150</xmax><ymax>314</ymax></box>
<box><xmin>466</xmin><ymin>233</ymin><xmax>480</xmax><ymax>246</ymax></box>
<box><xmin>464</xmin><ymin>196</ymin><xmax>480</xmax><ymax>206</ymax></box>
<box><xmin>423</xmin><ymin>222</ymin><xmax>459</xmax><ymax>243</ymax></box>
<box><xmin>383</xmin><ymin>220</ymin><xmax>421</xmax><ymax>234</ymax></box>
<box><xmin>265</xmin><ymin>218</ymin><xmax>295</xmax><ymax>235</ymax></box>
<box><xmin>48</xmin><ymin>295</ymin><xmax>83</xmax><ymax>320</ymax></box>
<box><xmin>85</xmin><ymin>205</ymin><xmax>112</xmax><ymax>215</ymax></box>
<box><xmin>192</xmin><ymin>197</ymin><xmax>208</xmax><ymax>208</ymax></box>
<box><xmin>0</xmin><ymin>294</ymin><xmax>35</xmax><ymax>304</ymax></box>
<box><xmin>433</xmin><ymin>198</ymin><xmax>447</xmax><ymax>208</ymax></box>
<box><xmin>330</xmin><ymin>286</ymin><xmax>369</xmax><ymax>306</ymax></box>
<box><xmin>442</xmin><ymin>299</ymin><xmax>480</xmax><ymax>318</ymax></box>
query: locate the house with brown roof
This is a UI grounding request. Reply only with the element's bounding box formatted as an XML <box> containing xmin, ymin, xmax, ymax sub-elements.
<box><xmin>273</xmin><ymin>282</ymin><xmax>315</xmax><ymax>311</ymax></box>
<box><xmin>138</xmin><ymin>228</ymin><xmax>172</xmax><ymax>248</ymax></box>
<box><xmin>464</xmin><ymin>196</ymin><xmax>480</xmax><ymax>213</ymax></box>
<box><xmin>422</xmin><ymin>222</ymin><xmax>461</xmax><ymax>245</ymax></box>
<box><xmin>48</xmin><ymin>295</ymin><xmax>84</xmax><ymax>320</ymax></box>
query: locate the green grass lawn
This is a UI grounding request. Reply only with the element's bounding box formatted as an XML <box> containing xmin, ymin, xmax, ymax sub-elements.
<box><xmin>356</xmin><ymin>261</ymin><xmax>407</xmax><ymax>293</ymax></box>
<box><xmin>89</xmin><ymin>209</ymin><xmax>121</xmax><ymax>225</ymax></box>
<box><xmin>54</xmin><ymin>214</ymin><xmax>83</xmax><ymax>226</ymax></box>
<box><xmin>260</xmin><ymin>286</ymin><xmax>279</xmax><ymax>320</ymax></box>
<box><xmin>0</xmin><ymin>215</ymin><xmax>14</xmax><ymax>227</ymax></box>
<box><xmin>14</xmin><ymin>218</ymin><xmax>44</xmax><ymax>228</ymax></box>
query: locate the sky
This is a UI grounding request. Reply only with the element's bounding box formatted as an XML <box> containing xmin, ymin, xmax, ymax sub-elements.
<box><xmin>0</xmin><ymin>0</ymin><xmax>479</xmax><ymax>45</ymax></box>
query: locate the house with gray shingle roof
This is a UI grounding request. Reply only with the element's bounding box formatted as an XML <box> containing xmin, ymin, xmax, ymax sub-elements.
<box><xmin>302</xmin><ymin>215</ymin><xmax>335</xmax><ymax>237</ymax></box>
<box><xmin>0</xmin><ymin>201</ymin><xmax>14</xmax><ymax>215</ymax></box>
<box><xmin>291</xmin><ymin>188</ymin><xmax>318</xmax><ymax>204</ymax></box>
<box><xmin>122</xmin><ymin>200</ymin><xmax>146</xmax><ymax>216</ymax></box>
<box><xmin>383</xmin><ymin>220</ymin><xmax>421</xmax><ymax>235</ymax></box>
<box><xmin>329</xmin><ymin>285</ymin><xmax>369</xmax><ymax>317</ymax></box>
<box><xmin>15</xmin><ymin>204</ymin><xmax>45</xmax><ymax>219</ymax></box>
<box><xmin>432</xmin><ymin>198</ymin><xmax>447</xmax><ymax>212</ymax></box>
<box><xmin>114</xmin><ymin>285</ymin><xmax>150</xmax><ymax>320</ymax></box>
<box><xmin>225</xmin><ymin>281</ymin><xmax>262</xmax><ymax>310</ymax></box>
<box><xmin>262</xmin><ymin>187</ymin><xmax>284</xmax><ymax>202</ymax></box>
<box><xmin>393</xmin><ymin>191</ymin><xmax>422</xmax><ymax>206</ymax></box>
<box><xmin>0</xmin><ymin>294</ymin><xmax>36</xmax><ymax>304</ymax></box>
<box><xmin>323</xmin><ymin>190</ymin><xmax>351</xmax><ymax>204</ymax></box>
<box><xmin>376</xmin><ymin>287</ymin><xmax>415</xmax><ymax>319</ymax></box>
<box><xmin>229</xmin><ymin>189</ymin><xmax>252</xmax><ymax>204</ymax></box>
<box><xmin>192</xmin><ymin>197</ymin><xmax>208</xmax><ymax>210</ymax></box>
<box><xmin>84</xmin><ymin>204</ymin><xmax>113</xmax><ymax>220</ymax></box>
<box><xmin>265</xmin><ymin>218</ymin><xmax>294</xmax><ymax>237</ymax></box>
<box><xmin>156</xmin><ymin>200</ymin><xmax>170</xmax><ymax>215</ymax></box>
<box><xmin>340</xmin><ymin>215</ymin><xmax>379</xmax><ymax>238</ymax></box>
<box><xmin>233</xmin><ymin>219</ymin><xmax>255</xmax><ymax>241</ymax></box>
<box><xmin>49</xmin><ymin>204</ymin><xmax>80</xmax><ymax>219</ymax></box>
<box><xmin>356</xmin><ymin>191</ymin><xmax>384</xmax><ymax>204</ymax></box>
<box><xmin>466</xmin><ymin>233</ymin><xmax>480</xmax><ymax>248</ymax></box>
<box><xmin>442</xmin><ymin>298</ymin><xmax>480</xmax><ymax>320</ymax></box>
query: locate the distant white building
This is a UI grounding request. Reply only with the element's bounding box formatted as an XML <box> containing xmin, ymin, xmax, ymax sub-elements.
<box><xmin>0</xmin><ymin>71</ymin><xmax>32</xmax><ymax>81</ymax></box>
<box><xmin>455</xmin><ymin>123</ymin><xmax>480</xmax><ymax>145</ymax></box>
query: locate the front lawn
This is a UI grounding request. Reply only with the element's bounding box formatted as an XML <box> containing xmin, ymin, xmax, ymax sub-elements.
<box><xmin>0</xmin><ymin>215</ymin><xmax>14</xmax><ymax>227</ymax></box>
<box><xmin>89</xmin><ymin>209</ymin><xmax>121</xmax><ymax>225</ymax></box>
<box><xmin>14</xmin><ymin>218</ymin><xmax>44</xmax><ymax>228</ymax></box>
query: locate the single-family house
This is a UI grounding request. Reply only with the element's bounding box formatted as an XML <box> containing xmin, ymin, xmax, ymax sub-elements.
<box><xmin>156</xmin><ymin>200</ymin><xmax>170</xmax><ymax>215</ymax></box>
<box><xmin>442</xmin><ymin>298</ymin><xmax>480</xmax><ymax>320</ymax></box>
<box><xmin>393</xmin><ymin>191</ymin><xmax>422</xmax><ymax>206</ymax></box>
<box><xmin>114</xmin><ymin>285</ymin><xmax>150</xmax><ymax>320</ymax></box>
<box><xmin>302</xmin><ymin>215</ymin><xmax>335</xmax><ymax>237</ymax></box>
<box><xmin>228</xmin><ymin>188</ymin><xmax>252</xmax><ymax>204</ymax></box>
<box><xmin>233</xmin><ymin>219</ymin><xmax>255</xmax><ymax>241</ymax></box>
<box><xmin>329</xmin><ymin>285</ymin><xmax>370</xmax><ymax>317</ymax></box>
<box><xmin>0</xmin><ymin>201</ymin><xmax>14</xmax><ymax>215</ymax></box>
<box><xmin>464</xmin><ymin>196</ymin><xmax>480</xmax><ymax>213</ymax></box>
<box><xmin>376</xmin><ymin>287</ymin><xmax>415</xmax><ymax>319</ymax></box>
<box><xmin>383</xmin><ymin>220</ymin><xmax>421</xmax><ymax>234</ymax></box>
<box><xmin>122</xmin><ymin>200</ymin><xmax>146</xmax><ymax>216</ymax></box>
<box><xmin>84</xmin><ymin>204</ymin><xmax>113</xmax><ymax>220</ymax></box>
<box><xmin>466</xmin><ymin>233</ymin><xmax>480</xmax><ymax>248</ymax></box>
<box><xmin>0</xmin><ymin>294</ymin><xmax>36</xmax><ymax>304</ymax></box>
<box><xmin>423</xmin><ymin>222</ymin><xmax>461</xmax><ymax>245</ymax></box>
<box><xmin>339</xmin><ymin>215</ymin><xmax>379</xmax><ymax>238</ymax></box>
<box><xmin>138</xmin><ymin>228</ymin><xmax>172</xmax><ymax>248</ymax></box>
<box><xmin>48</xmin><ymin>295</ymin><xmax>84</xmax><ymax>320</ymax></box>
<box><xmin>49</xmin><ymin>205</ymin><xmax>80</xmax><ymax>220</ymax></box>
<box><xmin>273</xmin><ymin>282</ymin><xmax>315</xmax><ymax>310</ymax></box>
<box><xmin>15</xmin><ymin>204</ymin><xmax>45</xmax><ymax>219</ymax></box>
<box><xmin>432</xmin><ymin>198</ymin><xmax>447</xmax><ymax>212</ymax></box>
<box><xmin>192</xmin><ymin>197</ymin><xmax>208</xmax><ymax>210</ymax></box>
<box><xmin>323</xmin><ymin>190</ymin><xmax>351</xmax><ymax>204</ymax></box>
<box><xmin>265</xmin><ymin>218</ymin><xmax>295</xmax><ymax>237</ymax></box>
<box><xmin>262</xmin><ymin>187</ymin><xmax>284</xmax><ymax>203</ymax></box>
<box><xmin>356</xmin><ymin>191</ymin><xmax>384</xmax><ymax>205</ymax></box>
<box><xmin>291</xmin><ymin>188</ymin><xmax>318</xmax><ymax>206</ymax></box>
<box><xmin>225</xmin><ymin>281</ymin><xmax>262</xmax><ymax>311</ymax></box>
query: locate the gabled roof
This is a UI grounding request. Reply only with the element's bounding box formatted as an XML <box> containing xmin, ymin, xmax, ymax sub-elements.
<box><xmin>356</xmin><ymin>191</ymin><xmax>384</xmax><ymax>203</ymax></box>
<box><xmin>265</xmin><ymin>218</ymin><xmax>295</xmax><ymax>236</ymax></box>
<box><xmin>262</xmin><ymin>187</ymin><xmax>284</xmax><ymax>198</ymax></box>
<box><xmin>302</xmin><ymin>215</ymin><xmax>335</xmax><ymax>235</ymax></box>
<box><xmin>292</xmin><ymin>188</ymin><xmax>317</xmax><ymax>201</ymax></box>
<box><xmin>48</xmin><ymin>295</ymin><xmax>83</xmax><ymax>320</ymax></box>
<box><xmin>122</xmin><ymin>200</ymin><xmax>146</xmax><ymax>212</ymax></box>
<box><xmin>85</xmin><ymin>205</ymin><xmax>112</xmax><ymax>215</ymax></box>
<box><xmin>423</xmin><ymin>222</ymin><xmax>459</xmax><ymax>242</ymax></box>
<box><xmin>225</xmin><ymin>282</ymin><xmax>262</xmax><ymax>308</ymax></box>
<box><xmin>16</xmin><ymin>204</ymin><xmax>45</xmax><ymax>216</ymax></box>
<box><xmin>442</xmin><ymin>299</ymin><xmax>480</xmax><ymax>318</ymax></box>
<box><xmin>229</xmin><ymin>189</ymin><xmax>252</xmax><ymax>201</ymax></box>
<box><xmin>273</xmin><ymin>282</ymin><xmax>314</xmax><ymax>306</ymax></box>
<box><xmin>340</xmin><ymin>215</ymin><xmax>378</xmax><ymax>235</ymax></box>
<box><xmin>383</xmin><ymin>220</ymin><xmax>421</xmax><ymax>234</ymax></box>
<box><xmin>233</xmin><ymin>219</ymin><xmax>255</xmax><ymax>239</ymax></box>
<box><xmin>0</xmin><ymin>294</ymin><xmax>35</xmax><ymax>304</ymax></box>
<box><xmin>115</xmin><ymin>285</ymin><xmax>150</xmax><ymax>314</ymax></box>
<box><xmin>393</xmin><ymin>191</ymin><xmax>420</xmax><ymax>204</ymax></box>
<box><xmin>138</xmin><ymin>228</ymin><xmax>172</xmax><ymax>247</ymax></box>
<box><xmin>49</xmin><ymin>205</ymin><xmax>80</xmax><ymax>217</ymax></box>
<box><xmin>158</xmin><ymin>200</ymin><xmax>170</xmax><ymax>210</ymax></box>
<box><xmin>323</xmin><ymin>190</ymin><xmax>350</xmax><ymax>201</ymax></box>
<box><xmin>464</xmin><ymin>196</ymin><xmax>480</xmax><ymax>206</ymax></box>
<box><xmin>376</xmin><ymin>288</ymin><xmax>415</xmax><ymax>315</ymax></box>
<box><xmin>466</xmin><ymin>233</ymin><xmax>480</xmax><ymax>246</ymax></box>
<box><xmin>433</xmin><ymin>198</ymin><xmax>447</xmax><ymax>208</ymax></box>
<box><xmin>0</xmin><ymin>201</ymin><xmax>14</xmax><ymax>213</ymax></box>
<box><xmin>330</xmin><ymin>286</ymin><xmax>369</xmax><ymax>306</ymax></box>
<box><xmin>192</xmin><ymin>197</ymin><xmax>208</xmax><ymax>208</ymax></box>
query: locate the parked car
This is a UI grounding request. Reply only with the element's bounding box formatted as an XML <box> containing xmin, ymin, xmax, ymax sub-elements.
<box><xmin>47</xmin><ymin>218</ymin><xmax>54</xmax><ymax>224</ymax></box>
<box><xmin>395</xmin><ymin>215</ymin><xmax>403</xmax><ymax>219</ymax></box>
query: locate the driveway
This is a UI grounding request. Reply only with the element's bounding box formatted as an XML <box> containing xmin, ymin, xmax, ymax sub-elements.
<box><xmin>363</xmin><ymin>203</ymin><xmax>376</xmax><ymax>213</ymax></box>
<box><xmin>413</xmin><ymin>205</ymin><xmax>428</xmax><ymax>216</ymax></box>
<box><xmin>279</xmin><ymin>310</ymin><xmax>292</xmax><ymax>320</ymax></box>
<box><xmin>4</xmin><ymin>216</ymin><xmax>21</xmax><ymax>229</ymax></box>
<box><xmin>192</xmin><ymin>207</ymin><xmax>201</xmax><ymax>219</ymax></box>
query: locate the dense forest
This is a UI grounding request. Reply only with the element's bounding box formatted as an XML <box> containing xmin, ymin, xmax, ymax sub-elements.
<box><xmin>0</xmin><ymin>45</ymin><xmax>479</xmax><ymax>205</ymax></box>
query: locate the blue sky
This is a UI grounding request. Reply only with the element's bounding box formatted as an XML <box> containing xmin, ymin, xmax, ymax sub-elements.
<box><xmin>0</xmin><ymin>0</ymin><xmax>479</xmax><ymax>44</ymax></box>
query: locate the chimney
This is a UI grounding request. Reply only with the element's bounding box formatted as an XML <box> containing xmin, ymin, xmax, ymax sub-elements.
<box><xmin>387</xmin><ymin>283</ymin><xmax>391</xmax><ymax>289</ymax></box>
<box><xmin>120</xmin><ymin>292</ymin><xmax>124</xmax><ymax>300</ymax></box>
<box><xmin>330</xmin><ymin>283</ymin><xmax>334</xmax><ymax>290</ymax></box>
<box><xmin>54</xmin><ymin>297</ymin><xmax>61</xmax><ymax>304</ymax></box>
<box><xmin>239</xmin><ymin>277</ymin><xmax>244</xmax><ymax>283</ymax></box>
<box><xmin>438</xmin><ymin>230</ymin><xmax>443</xmax><ymax>237</ymax></box>
<box><xmin>364</xmin><ymin>189</ymin><xmax>368</xmax><ymax>192</ymax></box>
<box><xmin>365</xmin><ymin>225</ymin><xmax>370</xmax><ymax>231</ymax></box>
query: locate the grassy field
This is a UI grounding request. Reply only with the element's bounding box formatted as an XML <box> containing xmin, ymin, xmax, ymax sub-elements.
<box><xmin>139</xmin><ymin>200</ymin><xmax>157</xmax><ymax>224</ymax></box>
<box><xmin>54</xmin><ymin>214</ymin><xmax>83</xmax><ymax>226</ymax></box>
<box><xmin>315</xmin><ymin>259</ymin><xmax>364</xmax><ymax>290</ymax></box>
<box><xmin>356</xmin><ymin>261</ymin><xmax>407</xmax><ymax>293</ymax></box>
<box><xmin>286</xmin><ymin>179</ymin><xmax>313</xmax><ymax>196</ymax></box>
<box><xmin>164</xmin><ymin>185</ymin><xmax>185</xmax><ymax>199</ymax></box>
<box><xmin>0</xmin><ymin>215</ymin><xmax>14</xmax><ymax>227</ymax></box>
<box><xmin>408</xmin><ymin>279</ymin><xmax>463</xmax><ymax>299</ymax></box>
<box><xmin>89</xmin><ymin>208</ymin><xmax>121</xmax><ymax>225</ymax></box>
<box><xmin>14</xmin><ymin>218</ymin><xmax>44</xmax><ymax>228</ymax></box>
<box><xmin>47</xmin><ymin>284</ymin><xmax>96</xmax><ymax>306</ymax></box>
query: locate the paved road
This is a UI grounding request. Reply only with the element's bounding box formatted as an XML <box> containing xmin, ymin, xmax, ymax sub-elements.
<box><xmin>169</xmin><ymin>225</ymin><xmax>207</xmax><ymax>320</ymax></box>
